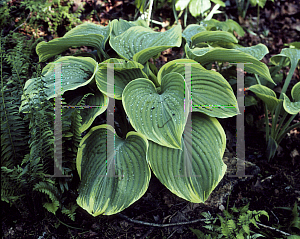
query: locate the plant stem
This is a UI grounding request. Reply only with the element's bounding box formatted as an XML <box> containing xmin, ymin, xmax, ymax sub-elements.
<box><xmin>184</xmin><ymin>7</ymin><xmax>188</xmax><ymax>28</ymax></box>
<box><xmin>271</xmin><ymin>61</ymin><xmax>297</xmax><ymax>139</ymax></box>
<box><xmin>257</xmin><ymin>6</ymin><xmax>260</xmax><ymax>32</ymax></box>
<box><xmin>264</xmin><ymin>104</ymin><xmax>270</xmax><ymax>142</ymax></box>
<box><xmin>273</xmin><ymin>111</ymin><xmax>288</xmax><ymax>140</ymax></box>
<box><xmin>172</xmin><ymin>0</ymin><xmax>179</xmax><ymax>25</ymax></box>
<box><xmin>276</xmin><ymin>114</ymin><xmax>299</xmax><ymax>145</ymax></box>
<box><xmin>280</xmin><ymin>63</ymin><xmax>297</xmax><ymax>99</ymax></box>
<box><xmin>147</xmin><ymin>0</ymin><xmax>154</xmax><ymax>27</ymax></box>
<box><xmin>255</xmin><ymin>74</ymin><xmax>269</xmax><ymax>142</ymax></box>
<box><xmin>178</xmin><ymin>10</ymin><xmax>184</xmax><ymax>18</ymax></box>
<box><xmin>254</xmin><ymin>74</ymin><xmax>261</xmax><ymax>85</ymax></box>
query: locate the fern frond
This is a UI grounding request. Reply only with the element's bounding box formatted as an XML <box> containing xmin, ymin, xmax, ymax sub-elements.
<box><xmin>62</xmin><ymin>203</ymin><xmax>78</xmax><ymax>221</ymax></box>
<box><xmin>1</xmin><ymin>32</ymin><xmax>31</xmax><ymax>167</ymax></box>
<box><xmin>43</xmin><ymin>201</ymin><xmax>60</xmax><ymax>215</ymax></box>
<box><xmin>34</xmin><ymin>181</ymin><xmax>60</xmax><ymax>203</ymax></box>
<box><xmin>1</xmin><ymin>166</ymin><xmax>26</xmax><ymax>205</ymax></box>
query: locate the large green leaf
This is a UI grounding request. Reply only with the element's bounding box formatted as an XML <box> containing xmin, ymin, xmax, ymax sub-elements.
<box><xmin>185</xmin><ymin>43</ymin><xmax>274</xmax><ymax>84</ymax></box>
<box><xmin>20</xmin><ymin>56</ymin><xmax>98</xmax><ymax>113</ymax></box>
<box><xmin>248</xmin><ymin>85</ymin><xmax>282</xmax><ymax>112</ymax></box>
<box><xmin>209</xmin><ymin>43</ymin><xmax>268</xmax><ymax>61</ymax></box>
<box><xmin>201</xmin><ymin>19</ymin><xmax>245</xmax><ymax>37</ymax></box>
<box><xmin>36</xmin><ymin>23</ymin><xmax>108</xmax><ymax>62</ymax></box>
<box><xmin>122</xmin><ymin>72</ymin><xmax>190</xmax><ymax>149</ymax></box>
<box><xmin>76</xmin><ymin>125</ymin><xmax>150</xmax><ymax>216</ymax></box>
<box><xmin>109</xmin><ymin>25</ymin><xmax>182</xmax><ymax>65</ymax></box>
<box><xmin>234</xmin><ymin>44</ymin><xmax>269</xmax><ymax>60</ymax></box>
<box><xmin>191</xmin><ymin>31</ymin><xmax>238</xmax><ymax>46</ymax></box>
<box><xmin>64</xmin><ymin>22</ymin><xmax>111</xmax><ymax>50</ymax></box>
<box><xmin>110</xmin><ymin>19</ymin><xmax>149</xmax><ymax>37</ymax></box>
<box><xmin>157</xmin><ymin>59</ymin><xmax>239</xmax><ymax>118</ymax></box>
<box><xmin>182</xmin><ymin>24</ymin><xmax>206</xmax><ymax>45</ymax></box>
<box><xmin>95</xmin><ymin>58</ymin><xmax>148</xmax><ymax>100</ymax></box>
<box><xmin>147</xmin><ymin>113</ymin><xmax>227</xmax><ymax>203</ymax></box>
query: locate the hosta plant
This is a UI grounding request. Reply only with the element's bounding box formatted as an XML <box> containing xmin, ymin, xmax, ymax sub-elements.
<box><xmin>20</xmin><ymin>19</ymin><xmax>274</xmax><ymax>216</ymax></box>
<box><xmin>248</xmin><ymin>44</ymin><xmax>300</xmax><ymax>161</ymax></box>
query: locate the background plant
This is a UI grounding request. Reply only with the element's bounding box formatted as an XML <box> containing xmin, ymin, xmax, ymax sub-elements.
<box><xmin>1</xmin><ymin>30</ymin><xmax>80</xmax><ymax>221</ymax></box>
<box><xmin>274</xmin><ymin>202</ymin><xmax>300</xmax><ymax>236</ymax></box>
<box><xmin>190</xmin><ymin>203</ymin><xmax>268</xmax><ymax>238</ymax></box>
<box><xmin>134</xmin><ymin>0</ymin><xmax>226</xmax><ymax>28</ymax></box>
<box><xmin>235</xmin><ymin>0</ymin><xmax>274</xmax><ymax>28</ymax></box>
<box><xmin>248</xmin><ymin>44</ymin><xmax>300</xmax><ymax>161</ymax></box>
<box><xmin>0</xmin><ymin>0</ymin><xmax>83</xmax><ymax>37</ymax></box>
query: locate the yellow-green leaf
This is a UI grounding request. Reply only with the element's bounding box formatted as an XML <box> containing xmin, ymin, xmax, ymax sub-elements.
<box><xmin>147</xmin><ymin>113</ymin><xmax>227</xmax><ymax>203</ymax></box>
<box><xmin>109</xmin><ymin>25</ymin><xmax>182</xmax><ymax>65</ymax></box>
<box><xmin>76</xmin><ymin>125</ymin><xmax>150</xmax><ymax>216</ymax></box>
<box><xmin>122</xmin><ymin>72</ymin><xmax>190</xmax><ymax>149</ymax></box>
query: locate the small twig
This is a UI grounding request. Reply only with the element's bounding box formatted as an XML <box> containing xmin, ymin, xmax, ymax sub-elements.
<box><xmin>118</xmin><ymin>213</ymin><xmax>216</xmax><ymax>228</ymax></box>
<box><xmin>270</xmin><ymin>210</ymin><xmax>279</xmax><ymax>224</ymax></box>
<box><xmin>256</xmin><ymin>222</ymin><xmax>291</xmax><ymax>236</ymax></box>
<box><xmin>168</xmin><ymin>202</ymin><xmax>189</xmax><ymax>224</ymax></box>
<box><xmin>3</xmin><ymin>12</ymin><xmax>31</xmax><ymax>39</ymax></box>
<box><xmin>167</xmin><ymin>227</ymin><xmax>179</xmax><ymax>239</ymax></box>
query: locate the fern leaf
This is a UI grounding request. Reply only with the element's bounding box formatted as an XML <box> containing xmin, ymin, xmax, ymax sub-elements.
<box><xmin>43</xmin><ymin>201</ymin><xmax>59</xmax><ymax>215</ymax></box>
<box><xmin>33</xmin><ymin>181</ymin><xmax>60</xmax><ymax>202</ymax></box>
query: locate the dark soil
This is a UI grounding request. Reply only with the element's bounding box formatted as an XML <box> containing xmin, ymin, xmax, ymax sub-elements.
<box><xmin>2</xmin><ymin>0</ymin><xmax>300</xmax><ymax>238</ymax></box>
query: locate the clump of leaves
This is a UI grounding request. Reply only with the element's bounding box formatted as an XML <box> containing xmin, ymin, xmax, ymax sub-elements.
<box><xmin>0</xmin><ymin>0</ymin><xmax>83</xmax><ymax>37</ymax></box>
<box><xmin>190</xmin><ymin>204</ymin><xmax>268</xmax><ymax>239</ymax></box>
<box><xmin>20</xmin><ymin>18</ymin><xmax>277</xmax><ymax>217</ymax></box>
<box><xmin>248</xmin><ymin>44</ymin><xmax>300</xmax><ymax>161</ymax></box>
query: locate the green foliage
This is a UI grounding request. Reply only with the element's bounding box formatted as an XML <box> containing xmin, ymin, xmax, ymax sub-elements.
<box><xmin>4</xmin><ymin>7</ymin><xmax>295</xmax><ymax>220</ymax></box>
<box><xmin>20</xmin><ymin>18</ymin><xmax>278</xmax><ymax>216</ymax></box>
<box><xmin>248</xmin><ymin>46</ymin><xmax>300</xmax><ymax>161</ymax></box>
<box><xmin>190</xmin><ymin>204</ymin><xmax>268</xmax><ymax>239</ymax></box>
<box><xmin>0</xmin><ymin>0</ymin><xmax>13</xmax><ymax>28</ymax></box>
<box><xmin>1</xmin><ymin>30</ymin><xmax>80</xmax><ymax>221</ymax></box>
<box><xmin>1</xmin><ymin>32</ymin><xmax>32</xmax><ymax>167</ymax></box>
<box><xmin>61</xmin><ymin>203</ymin><xmax>78</xmax><ymax>221</ymax></box>
<box><xmin>175</xmin><ymin>0</ymin><xmax>225</xmax><ymax>19</ymax></box>
<box><xmin>275</xmin><ymin>202</ymin><xmax>300</xmax><ymax>235</ymax></box>
<box><xmin>22</xmin><ymin>0</ymin><xmax>83</xmax><ymax>35</ymax></box>
<box><xmin>134</xmin><ymin>0</ymin><xmax>225</xmax><ymax>27</ymax></box>
<box><xmin>21</xmin><ymin>17</ymin><xmax>296</xmax><ymax>216</ymax></box>
<box><xmin>0</xmin><ymin>0</ymin><xmax>83</xmax><ymax>37</ymax></box>
<box><xmin>235</xmin><ymin>0</ymin><xmax>274</xmax><ymax>19</ymax></box>
<box><xmin>34</xmin><ymin>181</ymin><xmax>61</xmax><ymax>214</ymax></box>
